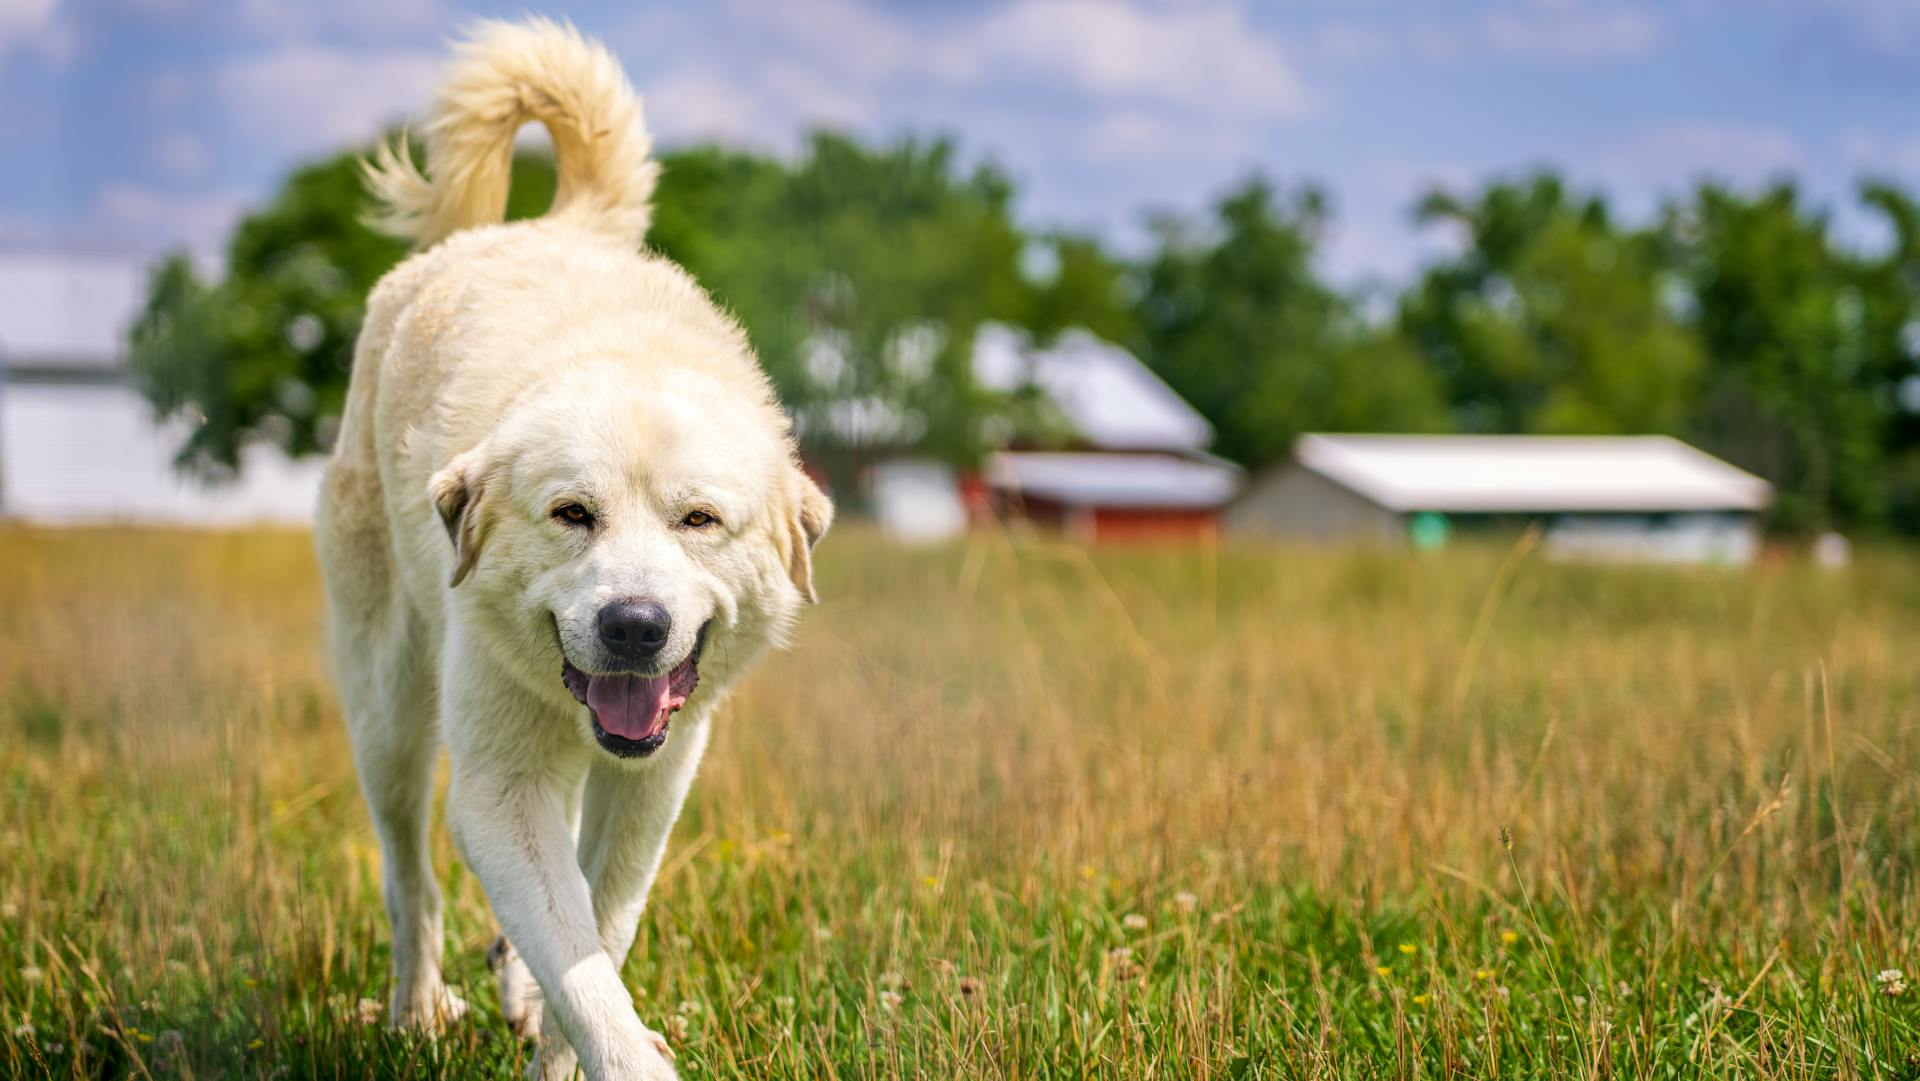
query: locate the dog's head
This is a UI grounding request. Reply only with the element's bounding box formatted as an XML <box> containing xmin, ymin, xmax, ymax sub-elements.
<box><xmin>427</xmin><ymin>361</ymin><xmax>831</xmax><ymax>761</ymax></box>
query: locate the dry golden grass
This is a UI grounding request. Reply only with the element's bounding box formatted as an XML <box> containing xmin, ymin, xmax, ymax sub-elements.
<box><xmin>2</xmin><ymin>524</ymin><xmax>1919</xmax><ymax>1078</ymax></box>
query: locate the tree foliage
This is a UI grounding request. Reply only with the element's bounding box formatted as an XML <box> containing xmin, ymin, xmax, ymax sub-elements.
<box><xmin>1132</xmin><ymin>179</ymin><xmax>1448</xmax><ymax>465</ymax></box>
<box><xmin>129</xmin><ymin>137</ymin><xmax>1920</xmax><ymax>535</ymax></box>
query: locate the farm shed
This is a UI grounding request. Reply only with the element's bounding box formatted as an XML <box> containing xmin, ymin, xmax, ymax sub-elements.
<box><xmin>964</xmin><ymin>324</ymin><xmax>1242</xmax><ymax>541</ymax></box>
<box><xmin>0</xmin><ymin>250</ymin><xmax>324</xmax><ymax>525</ymax></box>
<box><xmin>1230</xmin><ymin>433</ymin><xmax>1773</xmax><ymax>563</ymax></box>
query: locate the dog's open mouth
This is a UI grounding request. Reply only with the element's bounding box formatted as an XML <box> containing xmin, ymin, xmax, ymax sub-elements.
<box><xmin>560</xmin><ymin>629</ymin><xmax>704</xmax><ymax>758</ymax></box>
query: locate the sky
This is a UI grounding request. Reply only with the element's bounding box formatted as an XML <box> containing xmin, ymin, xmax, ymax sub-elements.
<box><xmin>4</xmin><ymin>0</ymin><xmax>1920</xmax><ymax>286</ymax></box>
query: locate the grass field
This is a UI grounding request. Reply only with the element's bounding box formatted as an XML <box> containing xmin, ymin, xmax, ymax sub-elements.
<box><xmin>2</xmin><ymin>526</ymin><xmax>1919</xmax><ymax>1078</ymax></box>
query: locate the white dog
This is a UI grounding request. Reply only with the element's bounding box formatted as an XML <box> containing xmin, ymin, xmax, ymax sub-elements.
<box><xmin>315</xmin><ymin>20</ymin><xmax>831</xmax><ymax>1080</ymax></box>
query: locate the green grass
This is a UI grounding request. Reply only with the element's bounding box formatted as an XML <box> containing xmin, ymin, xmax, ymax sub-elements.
<box><xmin>3</xmin><ymin>525</ymin><xmax>1920</xmax><ymax>1078</ymax></box>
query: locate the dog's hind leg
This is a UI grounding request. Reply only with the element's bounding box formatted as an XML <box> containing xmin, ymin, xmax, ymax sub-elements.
<box><xmin>349</xmin><ymin>621</ymin><xmax>468</xmax><ymax>1031</ymax></box>
<box><xmin>321</xmin><ymin>469</ymin><xmax>466</xmax><ymax>1032</ymax></box>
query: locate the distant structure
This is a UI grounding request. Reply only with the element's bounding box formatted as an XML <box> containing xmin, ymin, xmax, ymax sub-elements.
<box><xmin>866</xmin><ymin>323</ymin><xmax>1242</xmax><ymax>542</ymax></box>
<box><xmin>0</xmin><ymin>250</ymin><xmax>324</xmax><ymax>525</ymax></box>
<box><xmin>1231</xmin><ymin>434</ymin><xmax>1773</xmax><ymax>563</ymax></box>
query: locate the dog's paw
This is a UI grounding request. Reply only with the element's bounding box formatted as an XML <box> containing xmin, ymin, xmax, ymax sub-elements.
<box><xmin>488</xmin><ymin>934</ymin><xmax>544</xmax><ymax>1039</ymax></box>
<box><xmin>636</xmin><ymin>1029</ymin><xmax>680</xmax><ymax>1080</ymax></box>
<box><xmin>389</xmin><ymin>982</ymin><xmax>469</xmax><ymax>1034</ymax></box>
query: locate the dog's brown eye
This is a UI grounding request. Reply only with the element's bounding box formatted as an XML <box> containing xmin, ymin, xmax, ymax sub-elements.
<box><xmin>682</xmin><ymin>510</ymin><xmax>717</xmax><ymax>529</ymax></box>
<box><xmin>554</xmin><ymin>503</ymin><xmax>593</xmax><ymax>527</ymax></box>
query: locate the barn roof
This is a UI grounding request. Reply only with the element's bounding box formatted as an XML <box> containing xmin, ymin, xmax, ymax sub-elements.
<box><xmin>973</xmin><ymin>323</ymin><xmax>1211</xmax><ymax>452</ymax></box>
<box><xmin>0</xmin><ymin>250</ymin><xmax>148</xmax><ymax>368</ymax></box>
<box><xmin>1293</xmin><ymin>434</ymin><xmax>1772</xmax><ymax>514</ymax></box>
<box><xmin>987</xmin><ymin>451</ymin><xmax>1242</xmax><ymax>510</ymax></box>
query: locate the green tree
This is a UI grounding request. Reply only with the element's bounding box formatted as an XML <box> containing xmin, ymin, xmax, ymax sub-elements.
<box><xmin>1667</xmin><ymin>182</ymin><xmax>1912</xmax><ymax>532</ymax></box>
<box><xmin>131</xmin><ymin>144</ymin><xmax>557</xmax><ymax>474</ymax></box>
<box><xmin>652</xmin><ymin>134</ymin><xmax>1033</xmax><ymax>483</ymax></box>
<box><xmin>133</xmin><ymin>134</ymin><xmax>1093</xmax><ymax>489</ymax></box>
<box><xmin>1399</xmin><ymin>172</ymin><xmax>1701</xmax><ymax>436</ymax></box>
<box><xmin>1134</xmin><ymin>177</ymin><xmax>1448</xmax><ymax>466</ymax></box>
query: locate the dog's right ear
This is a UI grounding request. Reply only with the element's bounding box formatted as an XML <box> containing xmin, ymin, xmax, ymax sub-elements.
<box><xmin>428</xmin><ymin>449</ymin><xmax>490</xmax><ymax>588</ymax></box>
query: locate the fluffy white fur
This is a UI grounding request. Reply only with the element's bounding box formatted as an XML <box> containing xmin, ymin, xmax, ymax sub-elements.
<box><xmin>317</xmin><ymin>20</ymin><xmax>830</xmax><ymax>1081</ymax></box>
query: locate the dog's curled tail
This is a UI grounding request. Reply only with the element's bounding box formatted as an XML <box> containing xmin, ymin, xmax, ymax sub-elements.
<box><xmin>363</xmin><ymin>18</ymin><xmax>657</xmax><ymax>248</ymax></box>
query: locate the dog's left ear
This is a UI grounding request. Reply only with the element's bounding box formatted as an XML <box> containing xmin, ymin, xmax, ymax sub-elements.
<box><xmin>783</xmin><ymin>465</ymin><xmax>833</xmax><ymax>603</ymax></box>
<box><xmin>428</xmin><ymin>448</ymin><xmax>492</xmax><ymax>588</ymax></box>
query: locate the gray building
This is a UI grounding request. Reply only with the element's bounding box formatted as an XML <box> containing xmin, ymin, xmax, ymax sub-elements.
<box><xmin>0</xmin><ymin>250</ymin><xmax>324</xmax><ymax>525</ymax></box>
<box><xmin>1231</xmin><ymin>434</ymin><xmax>1773</xmax><ymax>563</ymax></box>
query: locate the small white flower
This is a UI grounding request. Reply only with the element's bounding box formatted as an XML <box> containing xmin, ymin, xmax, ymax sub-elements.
<box><xmin>676</xmin><ymin>999</ymin><xmax>703</xmax><ymax>1016</ymax></box>
<box><xmin>878</xmin><ymin>990</ymin><xmax>903</xmax><ymax>1012</ymax></box>
<box><xmin>12</xmin><ymin>1023</ymin><xmax>33</xmax><ymax>1039</ymax></box>
<box><xmin>1121</xmin><ymin>913</ymin><xmax>1149</xmax><ymax>932</ymax></box>
<box><xmin>773</xmin><ymin>995</ymin><xmax>795</xmax><ymax>1010</ymax></box>
<box><xmin>21</xmin><ymin>966</ymin><xmax>42</xmax><ymax>982</ymax></box>
<box><xmin>1172</xmin><ymin>892</ymin><xmax>1198</xmax><ymax>913</ymax></box>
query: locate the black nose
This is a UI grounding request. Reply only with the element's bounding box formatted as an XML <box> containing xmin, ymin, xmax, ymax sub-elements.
<box><xmin>597</xmin><ymin>599</ymin><xmax>671</xmax><ymax>662</ymax></box>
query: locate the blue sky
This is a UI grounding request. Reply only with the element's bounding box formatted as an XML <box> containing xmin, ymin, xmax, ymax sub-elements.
<box><xmin>5</xmin><ymin>0</ymin><xmax>1920</xmax><ymax>284</ymax></box>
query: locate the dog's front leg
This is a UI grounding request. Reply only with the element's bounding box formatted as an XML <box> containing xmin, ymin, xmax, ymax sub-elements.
<box><xmin>448</xmin><ymin>765</ymin><xmax>677</xmax><ymax>1081</ymax></box>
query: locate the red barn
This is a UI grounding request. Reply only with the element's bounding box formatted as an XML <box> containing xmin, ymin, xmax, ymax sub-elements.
<box><xmin>968</xmin><ymin>324</ymin><xmax>1241</xmax><ymax>542</ymax></box>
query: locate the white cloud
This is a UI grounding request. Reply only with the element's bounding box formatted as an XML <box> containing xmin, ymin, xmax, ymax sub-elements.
<box><xmin>218</xmin><ymin>46</ymin><xmax>438</xmax><ymax>156</ymax></box>
<box><xmin>0</xmin><ymin>184</ymin><xmax>251</xmax><ymax>265</ymax></box>
<box><xmin>93</xmin><ymin>183</ymin><xmax>249</xmax><ymax>254</ymax></box>
<box><xmin>152</xmin><ymin>130</ymin><xmax>207</xmax><ymax>176</ymax></box>
<box><xmin>0</xmin><ymin>0</ymin><xmax>73</xmax><ymax>73</ymax></box>
<box><xmin>625</xmin><ymin>0</ymin><xmax>1310</xmax><ymax>146</ymax></box>
<box><xmin>1081</xmin><ymin>109</ymin><xmax>1178</xmax><ymax>161</ymax></box>
<box><xmin>946</xmin><ymin>0</ymin><xmax>1310</xmax><ymax>118</ymax></box>
<box><xmin>645</xmin><ymin>68</ymin><xmax>769</xmax><ymax>146</ymax></box>
<box><xmin>724</xmin><ymin>0</ymin><xmax>914</xmax><ymax>82</ymax></box>
<box><xmin>1840</xmin><ymin>128</ymin><xmax>1920</xmax><ymax>175</ymax></box>
<box><xmin>1322</xmin><ymin>1</ymin><xmax>1663</xmax><ymax>66</ymax></box>
<box><xmin>1481</xmin><ymin>1</ymin><xmax>1661</xmax><ymax>61</ymax></box>
<box><xmin>1589</xmin><ymin>122</ymin><xmax>1805</xmax><ymax>201</ymax></box>
<box><xmin>237</xmin><ymin>0</ymin><xmax>445</xmax><ymax>42</ymax></box>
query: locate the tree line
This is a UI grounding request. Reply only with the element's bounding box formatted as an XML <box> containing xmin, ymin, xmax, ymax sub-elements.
<box><xmin>132</xmin><ymin>133</ymin><xmax>1920</xmax><ymax>535</ymax></box>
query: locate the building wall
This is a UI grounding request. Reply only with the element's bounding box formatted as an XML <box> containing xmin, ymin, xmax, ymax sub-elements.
<box><xmin>1004</xmin><ymin>495</ymin><xmax>1219</xmax><ymax>542</ymax></box>
<box><xmin>1226</xmin><ymin>462</ymin><xmax>1402</xmax><ymax>543</ymax></box>
<box><xmin>1088</xmin><ymin>506</ymin><xmax>1218</xmax><ymax>542</ymax></box>
<box><xmin>1</xmin><ymin>382</ymin><xmax>324</xmax><ymax>525</ymax></box>
<box><xmin>1543</xmin><ymin>513</ymin><xmax>1761</xmax><ymax>565</ymax></box>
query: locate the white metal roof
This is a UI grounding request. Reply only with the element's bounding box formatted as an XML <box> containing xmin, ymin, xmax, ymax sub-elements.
<box><xmin>986</xmin><ymin>451</ymin><xmax>1241</xmax><ymax>509</ymax></box>
<box><xmin>973</xmin><ymin>323</ymin><xmax>1211</xmax><ymax>452</ymax></box>
<box><xmin>1294</xmin><ymin>434</ymin><xmax>1772</xmax><ymax>514</ymax></box>
<box><xmin>0</xmin><ymin>251</ymin><xmax>149</xmax><ymax>366</ymax></box>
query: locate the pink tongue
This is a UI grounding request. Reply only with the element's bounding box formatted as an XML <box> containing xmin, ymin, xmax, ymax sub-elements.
<box><xmin>584</xmin><ymin>672</ymin><xmax>673</xmax><ymax>741</ymax></box>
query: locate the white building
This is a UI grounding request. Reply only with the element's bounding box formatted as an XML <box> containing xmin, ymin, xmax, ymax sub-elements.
<box><xmin>0</xmin><ymin>250</ymin><xmax>325</xmax><ymax>526</ymax></box>
<box><xmin>1231</xmin><ymin>434</ymin><xmax>1773</xmax><ymax>564</ymax></box>
<box><xmin>867</xmin><ymin>323</ymin><xmax>1242</xmax><ymax>542</ymax></box>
